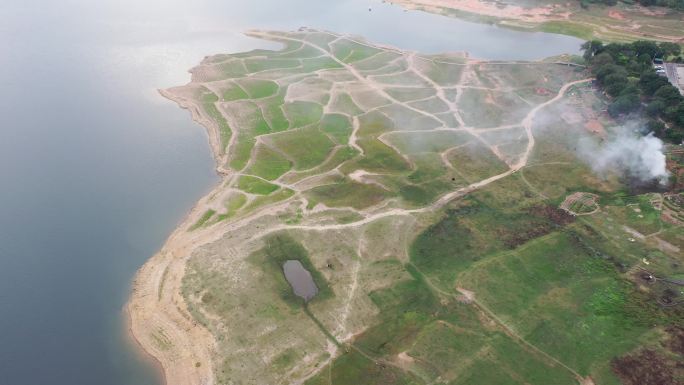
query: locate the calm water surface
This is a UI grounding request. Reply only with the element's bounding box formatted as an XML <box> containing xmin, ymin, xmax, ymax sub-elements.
<box><xmin>283</xmin><ymin>260</ymin><xmax>319</xmax><ymax>301</ymax></box>
<box><xmin>0</xmin><ymin>1</ymin><xmax>582</xmax><ymax>384</ymax></box>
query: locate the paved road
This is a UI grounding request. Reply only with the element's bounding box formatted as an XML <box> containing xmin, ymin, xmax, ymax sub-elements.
<box><xmin>664</xmin><ymin>62</ymin><xmax>684</xmax><ymax>95</ymax></box>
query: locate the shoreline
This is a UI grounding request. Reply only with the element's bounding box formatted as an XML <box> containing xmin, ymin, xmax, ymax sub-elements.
<box><xmin>123</xmin><ymin>306</ymin><xmax>167</xmax><ymax>385</ymax></box>
<box><xmin>126</xmin><ymin>86</ymin><xmax>226</xmax><ymax>385</ymax></box>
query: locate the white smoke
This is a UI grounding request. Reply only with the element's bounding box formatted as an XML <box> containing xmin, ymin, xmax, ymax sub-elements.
<box><xmin>578</xmin><ymin>125</ymin><xmax>669</xmax><ymax>185</ymax></box>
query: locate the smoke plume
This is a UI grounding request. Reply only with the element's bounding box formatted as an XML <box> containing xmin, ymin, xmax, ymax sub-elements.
<box><xmin>578</xmin><ymin>124</ymin><xmax>669</xmax><ymax>185</ymax></box>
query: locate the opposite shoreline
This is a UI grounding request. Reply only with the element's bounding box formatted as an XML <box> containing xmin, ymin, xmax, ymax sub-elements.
<box><xmin>388</xmin><ymin>0</ymin><xmax>684</xmax><ymax>42</ymax></box>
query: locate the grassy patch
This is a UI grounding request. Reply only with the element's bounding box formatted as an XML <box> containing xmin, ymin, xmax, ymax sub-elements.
<box><xmin>457</xmin><ymin>230</ymin><xmax>651</xmax><ymax>378</ymax></box>
<box><xmin>446</xmin><ymin>141</ymin><xmax>509</xmax><ymax>182</ymax></box>
<box><xmin>320</xmin><ymin>113</ymin><xmax>352</xmax><ymax>144</ymax></box>
<box><xmin>458</xmin><ymin>88</ymin><xmax>504</xmax><ymax>127</ymax></box>
<box><xmin>200</xmin><ymin>89</ymin><xmax>231</xmax><ymax>152</ymax></box>
<box><xmin>245</xmin><ymin>145</ymin><xmax>292</xmax><ymax>180</ymax></box>
<box><xmin>237</xmin><ymin>175</ymin><xmax>279</xmax><ymax>195</ymax></box>
<box><xmin>306</xmin><ymin>349</ymin><xmax>418</xmax><ymax>385</ymax></box>
<box><xmin>213</xmin><ymin>60</ymin><xmax>248</xmax><ymax>78</ymax></box>
<box><xmin>384</xmin><ymin>131</ymin><xmax>472</xmax><ymax>154</ymax></box>
<box><xmin>329</xmin><ymin>93</ymin><xmax>364</xmax><ymax>116</ymax></box>
<box><xmin>415</xmin><ymin>57</ymin><xmax>465</xmax><ymax>86</ymax></box>
<box><xmin>241</xmin><ymin>188</ymin><xmax>295</xmax><ymax>212</ymax></box>
<box><xmin>332</xmin><ymin>39</ymin><xmax>382</xmax><ymax>63</ymax></box>
<box><xmin>262</xmin><ymin>97</ymin><xmax>290</xmax><ymax>132</ymax></box>
<box><xmin>601</xmin><ymin>194</ymin><xmax>663</xmax><ymax>236</ymax></box>
<box><xmin>379</xmin><ymin>104</ymin><xmax>442</xmax><ymax>131</ymax></box>
<box><xmin>398</xmin><ymin>180</ymin><xmax>452</xmax><ymax>206</ymax></box>
<box><xmin>350</xmin><ymin>138</ymin><xmax>410</xmax><ymax>173</ymax></box>
<box><xmin>539</xmin><ymin>20</ymin><xmax>595</xmax><ymax>41</ymax></box>
<box><xmin>306</xmin><ymin>180</ymin><xmax>390</xmax><ymax>209</ymax></box>
<box><xmin>410</xmin><ymin>200</ymin><xmax>563</xmax><ymax>289</ymax></box>
<box><xmin>301</xmin><ymin>56</ymin><xmax>344</xmax><ymax>72</ymax></box>
<box><xmin>268</xmin><ymin>126</ymin><xmax>335</xmax><ymax>170</ymax></box>
<box><xmin>215</xmin><ymin>192</ymin><xmax>247</xmax><ymax>222</ymax></box>
<box><xmin>221</xmin><ymin>100</ymin><xmax>274</xmax><ymax>170</ymax></box>
<box><xmin>521</xmin><ymin>162</ymin><xmax>609</xmax><ymax>204</ymax></box>
<box><xmin>244</xmin><ymin>58</ymin><xmax>300</xmax><ymax>73</ymax></box>
<box><xmin>385</xmin><ymin>87</ymin><xmax>435</xmax><ymax>102</ymax></box>
<box><xmin>189</xmin><ymin>209</ymin><xmax>216</xmax><ymax>230</ymax></box>
<box><xmin>282</xmin><ymin>146</ymin><xmax>359</xmax><ymax>184</ymax></box>
<box><xmin>219</xmin><ymin>82</ymin><xmax>249</xmax><ymax>101</ymax></box>
<box><xmin>283</xmin><ymin>101</ymin><xmax>323</xmax><ymax>128</ymax></box>
<box><xmin>227</xmin><ymin>133</ymin><xmax>255</xmax><ymax>171</ymax></box>
<box><xmin>237</xmin><ymin>78</ymin><xmax>279</xmax><ymax>99</ymax></box>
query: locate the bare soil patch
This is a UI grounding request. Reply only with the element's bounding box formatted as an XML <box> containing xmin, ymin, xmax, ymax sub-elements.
<box><xmin>608</xmin><ymin>10</ymin><xmax>626</xmax><ymax>20</ymax></box>
<box><xmin>584</xmin><ymin>119</ymin><xmax>605</xmax><ymax>137</ymax></box>
<box><xmin>611</xmin><ymin>349</ymin><xmax>680</xmax><ymax>385</ymax></box>
<box><xmin>391</xmin><ymin>0</ymin><xmax>568</xmax><ymax>23</ymax></box>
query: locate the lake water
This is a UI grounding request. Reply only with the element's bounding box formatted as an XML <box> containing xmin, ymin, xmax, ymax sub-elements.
<box><xmin>0</xmin><ymin>1</ymin><xmax>582</xmax><ymax>384</ymax></box>
<box><xmin>283</xmin><ymin>260</ymin><xmax>319</xmax><ymax>301</ymax></box>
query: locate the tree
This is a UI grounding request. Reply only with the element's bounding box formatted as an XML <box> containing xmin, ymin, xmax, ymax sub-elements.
<box><xmin>604</xmin><ymin>73</ymin><xmax>629</xmax><ymax>96</ymax></box>
<box><xmin>579</xmin><ymin>0</ymin><xmax>684</xmax><ymax>10</ymax></box>
<box><xmin>632</xmin><ymin>40</ymin><xmax>659</xmax><ymax>60</ymax></box>
<box><xmin>592</xmin><ymin>52</ymin><xmax>614</xmax><ymax>67</ymax></box>
<box><xmin>638</xmin><ymin>53</ymin><xmax>653</xmax><ymax>65</ymax></box>
<box><xmin>674</xmin><ymin>102</ymin><xmax>684</xmax><ymax>126</ymax></box>
<box><xmin>654</xmin><ymin>85</ymin><xmax>684</xmax><ymax>106</ymax></box>
<box><xmin>620</xmin><ymin>84</ymin><xmax>640</xmax><ymax>97</ymax></box>
<box><xmin>646</xmin><ymin>100</ymin><xmax>666</xmax><ymax>117</ymax></box>
<box><xmin>585</xmin><ymin>38</ymin><xmax>684</xmax><ymax>144</ymax></box>
<box><xmin>664</xmin><ymin>127</ymin><xmax>684</xmax><ymax>144</ymax></box>
<box><xmin>660</xmin><ymin>42</ymin><xmax>682</xmax><ymax>58</ymax></box>
<box><xmin>639</xmin><ymin>71</ymin><xmax>670</xmax><ymax>96</ymax></box>
<box><xmin>596</xmin><ymin>64</ymin><xmax>627</xmax><ymax>84</ymax></box>
<box><xmin>608</xmin><ymin>93</ymin><xmax>641</xmax><ymax>116</ymax></box>
<box><xmin>647</xmin><ymin>120</ymin><xmax>666</xmax><ymax>136</ymax></box>
<box><xmin>664</xmin><ymin>105</ymin><xmax>680</xmax><ymax>121</ymax></box>
<box><xmin>581</xmin><ymin>40</ymin><xmax>604</xmax><ymax>60</ymax></box>
<box><xmin>627</xmin><ymin>59</ymin><xmax>649</xmax><ymax>75</ymax></box>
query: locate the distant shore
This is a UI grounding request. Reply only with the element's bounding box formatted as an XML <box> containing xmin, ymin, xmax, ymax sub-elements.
<box><xmin>389</xmin><ymin>0</ymin><xmax>684</xmax><ymax>42</ymax></box>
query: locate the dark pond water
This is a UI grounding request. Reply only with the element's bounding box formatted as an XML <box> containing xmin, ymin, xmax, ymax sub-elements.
<box><xmin>0</xmin><ymin>0</ymin><xmax>583</xmax><ymax>384</ymax></box>
<box><xmin>283</xmin><ymin>260</ymin><xmax>319</xmax><ymax>301</ymax></box>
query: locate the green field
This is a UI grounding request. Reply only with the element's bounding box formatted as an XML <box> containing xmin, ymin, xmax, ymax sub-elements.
<box><xmin>237</xmin><ymin>175</ymin><xmax>279</xmax><ymax>195</ymax></box>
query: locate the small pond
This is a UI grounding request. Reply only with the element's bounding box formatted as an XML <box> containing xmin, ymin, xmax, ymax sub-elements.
<box><xmin>283</xmin><ymin>260</ymin><xmax>319</xmax><ymax>301</ymax></box>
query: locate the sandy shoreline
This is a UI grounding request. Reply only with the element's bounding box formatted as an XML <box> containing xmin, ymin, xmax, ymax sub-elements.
<box><xmin>126</xmin><ymin>87</ymin><xmax>225</xmax><ymax>385</ymax></box>
<box><xmin>123</xmin><ymin>306</ymin><xmax>167</xmax><ymax>385</ymax></box>
<box><xmin>388</xmin><ymin>0</ymin><xmax>570</xmax><ymax>23</ymax></box>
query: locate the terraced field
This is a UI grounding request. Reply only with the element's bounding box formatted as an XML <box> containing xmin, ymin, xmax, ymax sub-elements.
<box><xmin>130</xmin><ymin>30</ymin><xmax>683</xmax><ymax>385</ymax></box>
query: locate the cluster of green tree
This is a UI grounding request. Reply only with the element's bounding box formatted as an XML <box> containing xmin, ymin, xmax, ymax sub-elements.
<box><xmin>579</xmin><ymin>0</ymin><xmax>684</xmax><ymax>10</ymax></box>
<box><xmin>582</xmin><ymin>40</ymin><xmax>684</xmax><ymax>143</ymax></box>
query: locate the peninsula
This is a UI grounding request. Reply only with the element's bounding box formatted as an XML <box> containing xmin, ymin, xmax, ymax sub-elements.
<box><xmin>128</xmin><ymin>29</ymin><xmax>683</xmax><ymax>385</ymax></box>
